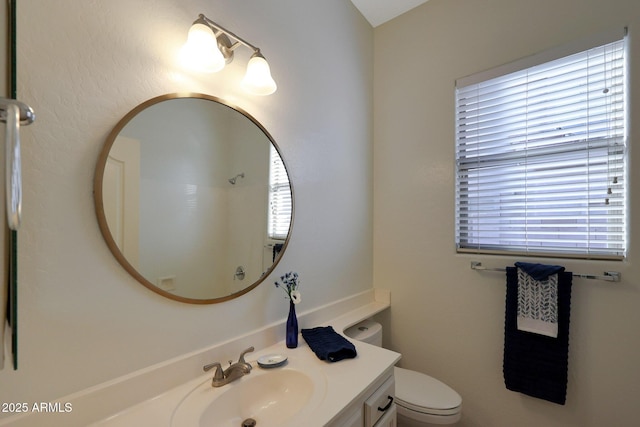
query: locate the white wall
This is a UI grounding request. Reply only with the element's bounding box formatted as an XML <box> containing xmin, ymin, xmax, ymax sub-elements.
<box><xmin>373</xmin><ymin>0</ymin><xmax>640</xmax><ymax>426</ymax></box>
<box><xmin>0</xmin><ymin>0</ymin><xmax>373</xmax><ymax>411</ymax></box>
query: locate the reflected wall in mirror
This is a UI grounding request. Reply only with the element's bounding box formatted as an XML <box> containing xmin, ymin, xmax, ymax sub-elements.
<box><xmin>94</xmin><ymin>94</ymin><xmax>293</xmax><ymax>304</ymax></box>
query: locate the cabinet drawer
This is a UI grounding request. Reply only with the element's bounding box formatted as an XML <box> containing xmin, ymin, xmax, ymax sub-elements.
<box><xmin>375</xmin><ymin>403</ymin><xmax>397</xmax><ymax>427</ymax></box>
<box><xmin>364</xmin><ymin>375</ymin><xmax>395</xmax><ymax>427</ymax></box>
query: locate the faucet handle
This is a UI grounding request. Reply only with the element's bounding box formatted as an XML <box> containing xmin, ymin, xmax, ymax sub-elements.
<box><xmin>238</xmin><ymin>346</ymin><xmax>255</xmax><ymax>364</ymax></box>
<box><xmin>203</xmin><ymin>362</ymin><xmax>224</xmax><ymax>380</ymax></box>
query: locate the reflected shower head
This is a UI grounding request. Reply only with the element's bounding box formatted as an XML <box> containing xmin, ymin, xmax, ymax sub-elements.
<box><xmin>228</xmin><ymin>173</ymin><xmax>245</xmax><ymax>185</ymax></box>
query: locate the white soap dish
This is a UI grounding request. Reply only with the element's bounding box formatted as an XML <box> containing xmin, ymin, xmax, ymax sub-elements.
<box><xmin>257</xmin><ymin>354</ymin><xmax>288</xmax><ymax>368</ymax></box>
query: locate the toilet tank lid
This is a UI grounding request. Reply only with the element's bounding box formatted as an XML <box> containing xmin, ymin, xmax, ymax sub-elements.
<box><xmin>343</xmin><ymin>319</ymin><xmax>381</xmax><ymax>340</ymax></box>
<box><xmin>394</xmin><ymin>367</ymin><xmax>462</xmax><ymax>414</ymax></box>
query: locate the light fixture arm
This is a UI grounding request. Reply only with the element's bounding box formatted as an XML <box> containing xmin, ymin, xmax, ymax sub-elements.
<box><xmin>196</xmin><ymin>14</ymin><xmax>261</xmax><ymax>57</ymax></box>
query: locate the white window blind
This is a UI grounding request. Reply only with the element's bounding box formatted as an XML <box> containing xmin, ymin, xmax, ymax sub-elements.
<box><xmin>455</xmin><ymin>33</ymin><xmax>626</xmax><ymax>259</ymax></box>
<box><xmin>268</xmin><ymin>146</ymin><xmax>292</xmax><ymax>240</ymax></box>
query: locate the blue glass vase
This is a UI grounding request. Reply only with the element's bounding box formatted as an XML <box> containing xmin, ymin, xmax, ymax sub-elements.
<box><xmin>286</xmin><ymin>300</ymin><xmax>298</xmax><ymax>348</ymax></box>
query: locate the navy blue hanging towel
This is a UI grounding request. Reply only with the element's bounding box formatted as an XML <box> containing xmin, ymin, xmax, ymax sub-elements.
<box><xmin>301</xmin><ymin>326</ymin><xmax>357</xmax><ymax>362</ymax></box>
<box><xmin>503</xmin><ymin>266</ymin><xmax>573</xmax><ymax>405</ymax></box>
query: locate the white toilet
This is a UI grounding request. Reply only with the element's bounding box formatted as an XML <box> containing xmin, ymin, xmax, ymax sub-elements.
<box><xmin>344</xmin><ymin>319</ymin><xmax>462</xmax><ymax>427</ymax></box>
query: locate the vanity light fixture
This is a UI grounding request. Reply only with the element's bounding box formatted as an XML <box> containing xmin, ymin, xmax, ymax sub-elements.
<box><xmin>181</xmin><ymin>14</ymin><xmax>277</xmax><ymax>96</ymax></box>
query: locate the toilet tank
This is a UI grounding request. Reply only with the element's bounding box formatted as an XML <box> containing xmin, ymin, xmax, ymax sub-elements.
<box><xmin>344</xmin><ymin>318</ymin><xmax>382</xmax><ymax>347</ymax></box>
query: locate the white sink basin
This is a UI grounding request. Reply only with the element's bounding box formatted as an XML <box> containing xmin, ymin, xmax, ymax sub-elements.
<box><xmin>171</xmin><ymin>366</ymin><xmax>327</xmax><ymax>427</ymax></box>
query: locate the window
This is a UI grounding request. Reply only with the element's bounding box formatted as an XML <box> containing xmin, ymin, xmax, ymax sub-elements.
<box><xmin>267</xmin><ymin>145</ymin><xmax>292</xmax><ymax>240</ymax></box>
<box><xmin>455</xmin><ymin>31</ymin><xmax>626</xmax><ymax>259</ymax></box>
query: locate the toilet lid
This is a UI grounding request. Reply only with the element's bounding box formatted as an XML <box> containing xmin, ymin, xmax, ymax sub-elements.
<box><xmin>394</xmin><ymin>367</ymin><xmax>462</xmax><ymax>416</ymax></box>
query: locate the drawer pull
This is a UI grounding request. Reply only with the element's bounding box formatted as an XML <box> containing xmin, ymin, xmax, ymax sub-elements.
<box><xmin>377</xmin><ymin>396</ymin><xmax>394</xmax><ymax>412</ymax></box>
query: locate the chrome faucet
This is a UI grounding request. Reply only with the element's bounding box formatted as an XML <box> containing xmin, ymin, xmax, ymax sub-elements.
<box><xmin>203</xmin><ymin>346</ymin><xmax>255</xmax><ymax>387</ymax></box>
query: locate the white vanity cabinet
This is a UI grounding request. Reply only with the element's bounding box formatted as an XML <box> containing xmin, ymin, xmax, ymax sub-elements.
<box><xmin>3</xmin><ymin>292</ymin><xmax>399</xmax><ymax>427</ymax></box>
<box><xmin>327</xmin><ymin>368</ymin><xmax>396</xmax><ymax>427</ymax></box>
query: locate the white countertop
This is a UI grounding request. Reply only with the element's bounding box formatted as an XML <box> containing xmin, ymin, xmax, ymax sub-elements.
<box><xmin>0</xmin><ymin>289</ymin><xmax>396</xmax><ymax>427</ymax></box>
<box><xmin>92</xmin><ymin>337</ymin><xmax>400</xmax><ymax>426</ymax></box>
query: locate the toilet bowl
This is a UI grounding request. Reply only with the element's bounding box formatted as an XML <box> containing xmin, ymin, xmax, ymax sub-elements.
<box><xmin>344</xmin><ymin>319</ymin><xmax>462</xmax><ymax>427</ymax></box>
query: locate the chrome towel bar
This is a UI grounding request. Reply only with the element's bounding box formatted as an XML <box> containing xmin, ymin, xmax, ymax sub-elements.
<box><xmin>470</xmin><ymin>261</ymin><xmax>621</xmax><ymax>282</ymax></box>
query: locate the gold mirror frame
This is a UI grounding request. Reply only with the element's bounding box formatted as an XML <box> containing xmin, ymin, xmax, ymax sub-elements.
<box><xmin>93</xmin><ymin>93</ymin><xmax>294</xmax><ymax>304</ymax></box>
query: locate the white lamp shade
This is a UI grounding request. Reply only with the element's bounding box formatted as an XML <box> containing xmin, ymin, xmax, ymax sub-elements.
<box><xmin>241</xmin><ymin>55</ymin><xmax>277</xmax><ymax>96</ymax></box>
<box><xmin>180</xmin><ymin>23</ymin><xmax>225</xmax><ymax>73</ymax></box>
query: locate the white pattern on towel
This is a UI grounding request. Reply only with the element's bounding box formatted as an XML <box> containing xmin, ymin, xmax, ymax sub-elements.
<box><xmin>516</xmin><ymin>268</ymin><xmax>559</xmax><ymax>338</ymax></box>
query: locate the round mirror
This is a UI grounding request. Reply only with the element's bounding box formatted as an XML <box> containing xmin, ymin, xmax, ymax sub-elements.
<box><xmin>94</xmin><ymin>93</ymin><xmax>293</xmax><ymax>304</ymax></box>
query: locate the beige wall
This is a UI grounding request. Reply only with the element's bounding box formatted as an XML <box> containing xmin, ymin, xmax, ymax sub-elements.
<box><xmin>0</xmin><ymin>0</ymin><xmax>374</xmax><ymax>410</ymax></box>
<box><xmin>373</xmin><ymin>0</ymin><xmax>640</xmax><ymax>426</ymax></box>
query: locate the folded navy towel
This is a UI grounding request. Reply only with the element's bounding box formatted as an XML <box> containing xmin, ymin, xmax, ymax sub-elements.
<box><xmin>515</xmin><ymin>262</ymin><xmax>565</xmax><ymax>281</ymax></box>
<box><xmin>301</xmin><ymin>326</ymin><xmax>357</xmax><ymax>362</ymax></box>
<box><xmin>504</xmin><ymin>266</ymin><xmax>573</xmax><ymax>405</ymax></box>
